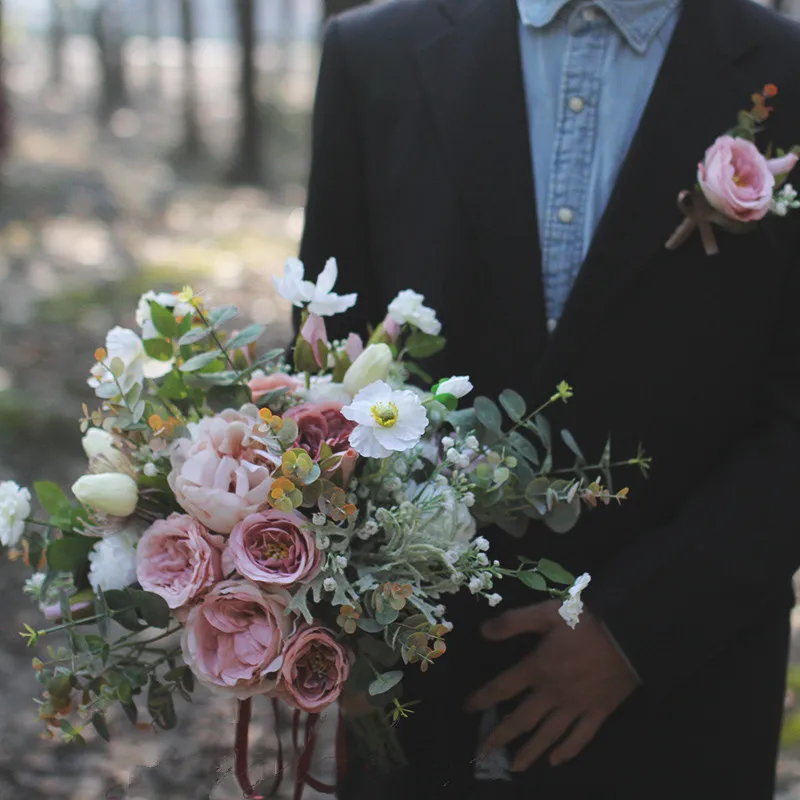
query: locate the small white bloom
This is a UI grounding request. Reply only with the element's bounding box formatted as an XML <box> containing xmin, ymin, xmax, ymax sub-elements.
<box><xmin>323</xmin><ymin>577</ymin><xmax>338</xmax><ymax>592</ymax></box>
<box><xmin>493</xmin><ymin>560</ymin><xmax>500</xmax><ymax>567</ymax></box>
<box><xmin>433</xmin><ymin>604</ymin><xmax>446</xmax><ymax>618</ymax></box>
<box><xmin>441</xmin><ymin>436</ymin><xmax>455</xmax><ymax>450</ymax></box>
<box><xmin>442</xmin><ymin>620</ymin><xmax>454</xmax><ymax>632</ymax></box>
<box><xmin>468</xmin><ymin>576</ymin><xmax>483</xmax><ymax>595</ymax></box>
<box><xmin>82</xmin><ymin>428</ymin><xmax>131</xmax><ymax>473</ymax></box>
<box><xmin>451</xmin><ymin>572</ymin><xmax>466</xmax><ymax>586</ymax></box>
<box><xmin>135</xmin><ymin>291</ymin><xmax>193</xmax><ymax>341</ymax></box>
<box><xmin>335</xmin><ymin>555</ymin><xmax>348</xmax><ymax>569</ymax></box>
<box><xmin>72</xmin><ymin>473</ymin><xmax>139</xmax><ymax>518</ymax></box>
<box><xmin>343</xmin><ymin>344</ymin><xmax>393</xmax><ymax>396</ymax></box>
<box><xmin>385</xmin><ymin>476</ymin><xmax>402</xmax><ymax>493</ymax></box>
<box><xmin>476</xmin><ymin>553</ymin><xmax>489</xmax><ymax>567</ymax></box>
<box><xmin>558</xmin><ymin>595</ymin><xmax>584</xmax><ymax>630</ymax></box>
<box><xmin>463</xmin><ymin>492</ymin><xmax>476</xmax><ymax>508</ymax></box>
<box><xmin>480</xmin><ymin>571</ymin><xmax>493</xmax><ymax>588</ymax></box>
<box><xmin>273</xmin><ymin>258</ymin><xmax>357</xmax><ymax>317</ymax></box>
<box><xmin>474</xmin><ymin>536</ymin><xmax>490</xmax><ymax>552</ymax></box>
<box><xmin>446</xmin><ymin>447</ymin><xmax>460</xmax><ymax>464</ymax></box>
<box><xmin>312</xmin><ymin>513</ymin><xmax>327</xmax><ymax>527</ymax></box>
<box><xmin>772</xmin><ymin>200</ymin><xmax>788</xmax><ymax>217</ymax></box>
<box><xmin>0</xmin><ymin>481</ymin><xmax>32</xmax><ymax>547</ymax></box>
<box><xmin>142</xmin><ymin>463</ymin><xmax>159</xmax><ymax>478</ymax></box>
<box><xmin>342</xmin><ymin>381</ymin><xmax>429</xmax><ymax>459</ymax></box>
<box><xmin>456</xmin><ymin>453</ymin><xmax>471</xmax><ymax>469</ymax></box>
<box><xmin>436</xmin><ymin>376</ymin><xmax>473</xmax><ymax>400</ymax></box>
<box><xmin>387</xmin><ymin>290</ymin><xmax>442</xmax><ymax>335</ymax></box>
<box><xmin>88</xmin><ymin>528</ymin><xmax>140</xmax><ymax>592</ymax></box>
<box><xmin>317</xmin><ymin>535</ymin><xmax>331</xmax><ymax>550</ymax></box>
<box><xmin>465</xmin><ymin>436</ymin><xmax>480</xmax><ymax>450</ymax></box>
<box><xmin>487</xmin><ymin>593</ymin><xmax>503</xmax><ymax>608</ymax></box>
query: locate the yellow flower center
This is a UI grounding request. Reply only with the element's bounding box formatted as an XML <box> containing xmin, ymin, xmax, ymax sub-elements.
<box><xmin>307</xmin><ymin>645</ymin><xmax>333</xmax><ymax>675</ymax></box>
<box><xmin>371</xmin><ymin>401</ymin><xmax>399</xmax><ymax>428</ymax></box>
<box><xmin>263</xmin><ymin>542</ymin><xmax>289</xmax><ymax>561</ymax></box>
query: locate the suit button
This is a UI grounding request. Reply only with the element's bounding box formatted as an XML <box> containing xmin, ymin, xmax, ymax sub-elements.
<box><xmin>569</xmin><ymin>96</ymin><xmax>585</xmax><ymax>113</ymax></box>
<box><xmin>558</xmin><ymin>207</ymin><xmax>574</xmax><ymax>224</ymax></box>
<box><xmin>547</xmin><ymin>318</ymin><xmax>558</xmax><ymax>333</ymax></box>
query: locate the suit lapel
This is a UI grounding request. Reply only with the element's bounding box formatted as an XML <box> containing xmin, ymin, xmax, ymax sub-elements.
<box><xmin>535</xmin><ymin>0</ymin><xmax>760</xmax><ymax>390</ymax></box>
<box><xmin>416</xmin><ymin>0</ymin><xmax>548</xmax><ymax>398</ymax></box>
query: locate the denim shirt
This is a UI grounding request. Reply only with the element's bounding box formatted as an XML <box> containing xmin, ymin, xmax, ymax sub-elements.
<box><xmin>520</xmin><ymin>0</ymin><xmax>680</xmax><ymax>325</ymax></box>
<box><xmin>475</xmin><ymin>0</ymin><xmax>680</xmax><ymax>781</ymax></box>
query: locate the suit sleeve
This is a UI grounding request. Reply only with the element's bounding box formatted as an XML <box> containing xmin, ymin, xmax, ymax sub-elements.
<box><xmin>590</xmin><ymin>233</ymin><xmax>800</xmax><ymax>689</ymax></box>
<box><xmin>297</xmin><ymin>18</ymin><xmax>372</xmax><ymax>341</ymax></box>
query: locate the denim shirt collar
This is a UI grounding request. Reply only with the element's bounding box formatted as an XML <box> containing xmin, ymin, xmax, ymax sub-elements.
<box><xmin>517</xmin><ymin>0</ymin><xmax>681</xmax><ymax>54</ymax></box>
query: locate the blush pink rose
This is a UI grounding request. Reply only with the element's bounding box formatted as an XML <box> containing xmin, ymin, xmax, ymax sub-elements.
<box><xmin>249</xmin><ymin>372</ymin><xmax>302</xmax><ymax>404</ymax></box>
<box><xmin>698</xmin><ymin>136</ymin><xmax>798</xmax><ymax>223</ymax></box>
<box><xmin>168</xmin><ymin>409</ymin><xmax>276</xmax><ymax>534</ymax></box>
<box><xmin>279</xmin><ymin>625</ymin><xmax>351</xmax><ymax>713</ymax></box>
<box><xmin>300</xmin><ymin>313</ymin><xmax>329</xmax><ymax>369</ymax></box>
<box><xmin>181</xmin><ymin>580</ymin><xmax>294</xmax><ymax>699</ymax></box>
<box><xmin>136</xmin><ymin>514</ymin><xmax>225</xmax><ymax>610</ymax></box>
<box><xmin>381</xmin><ymin>314</ymin><xmax>402</xmax><ymax>344</ymax></box>
<box><xmin>229</xmin><ymin>510</ymin><xmax>321</xmax><ymax>587</ymax></box>
<box><xmin>284</xmin><ymin>402</ymin><xmax>358</xmax><ymax>484</ymax></box>
<box><xmin>344</xmin><ymin>333</ymin><xmax>364</xmax><ymax>362</ymax></box>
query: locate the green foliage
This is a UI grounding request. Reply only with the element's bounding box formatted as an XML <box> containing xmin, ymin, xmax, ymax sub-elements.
<box><xmin>405</xmin><ymin>332</ymin><xmax>446</xmax><ymax>359</ymax></box>
<box><xmin>369</xmin><ymin>671</ymin><xmax>404</xmax><ymax>697</ymax></box>
<box><xmin>47</xmin><ymin>536</ymin><xmax>95</xmax><ymax>572</ymax></box>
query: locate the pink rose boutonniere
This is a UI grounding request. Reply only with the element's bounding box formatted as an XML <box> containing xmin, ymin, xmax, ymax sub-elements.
<box><xmin>667</xmin><ymin>84</ymin><xmax>800</xmax><ymax>256</ymax></box>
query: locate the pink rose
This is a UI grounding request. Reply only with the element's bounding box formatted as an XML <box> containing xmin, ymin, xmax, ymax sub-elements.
<box><xmin>279</xmin><ymin>625</ymin><xmax>351</xmax><ymax>713</ymax></box>
<box><xmin>698</xmin><ymin>136</ymin><xmax>797</xmax><ymax>223</ymax></box>
<box><xmin>136</xmin><ymin>514</ymin><xmax>225</xmax><ymax>610</ymax></box>
<box><xmin>284</xmin><ymin>402</ymin><xmax>358</xmax><ymax>484</ymax></box>
<box><xmin>229</xmin><ymin>510</ymin><xmax>321</xmax><ymax>587</ymax></box>
<box><xmin>168</xmin><ymin>409</ymin><xmax>276</xmax><ymax>534</ymax></box>
<box><xmin>181</xmin><ymin>580</ymin><xmax>294</xmax><ymax>699</ymax></box>
<box><xmin>249</xmin><ymin>373</ymin><xmax>302</xmax><ymax>404</ymax></box>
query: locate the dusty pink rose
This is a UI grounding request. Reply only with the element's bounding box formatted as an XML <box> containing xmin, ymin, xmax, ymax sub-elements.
<box><xmin>168</xmin><ymin>409</ymin><xmax>276</xmax><ymax>534</ymax></box>
<box><xmin>279</xmin><ymin>625</ymin><xmax>351</xmax><ymax>713</ymax></box>
<box><xmin>181</xmin><ymin>580</ymin><xmax>294</xmax><ymax>699</ymax></box>
<box><xmin>229</xmin><ymin>510</ymin><xmax>321</xmax><ymax>587</ymax></box>
<box><xmin>136</xmin><ymin>514</ymin><xmax>225</xmax><ymax>610</ymax></box>
<box><xmin>284</xmin><ymin>401</ymin><xmax>358</xmax><ymax>484</ymax></box>
<box><xmin>300</xmin><ymin>312</ymin><xmax>329</xmax><ymax>368</ymax></box>
<box><xmin>249</xmin><ymin>372</ymin><xmax>302</xmax><ymax>404</ymax></box>
<box><xmin>698</xmin><ymin>136</ymin><xmax>798</xmax><ymax>223</ymax></box>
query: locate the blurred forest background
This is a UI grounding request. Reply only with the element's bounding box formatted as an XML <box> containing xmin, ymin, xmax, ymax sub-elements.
<box><xmin>0</xmin><ymin>0</ymin><xmax>799</xmax><ymax>798</ymax></box>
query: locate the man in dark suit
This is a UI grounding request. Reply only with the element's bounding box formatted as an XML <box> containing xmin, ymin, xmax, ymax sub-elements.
<box><xmin>298</xmin><ymin>0</ymin><xmax>800</xmax><ymax>797</ymax></box>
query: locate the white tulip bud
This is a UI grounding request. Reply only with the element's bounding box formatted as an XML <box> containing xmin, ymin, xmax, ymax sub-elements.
<box><xmin>343</xmin><ymin>343</ymin><xmax>393</xmax><ymax>396</ymax></box>
<box><xmin>72</xmin><ymin>473</ymin><xmax>139</xmax><ymax>518</ymax></box>
<box><xmin>81</xmin><ymin>428</ymin><xmax>130</xmax><ymax>473</ymax></box>
<box><xmin>436</xmin><ymin>376</ymin><xmax>473</xmax><ymax>399</ymax></box>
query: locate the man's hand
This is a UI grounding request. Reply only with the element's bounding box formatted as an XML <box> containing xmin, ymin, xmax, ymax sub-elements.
<box><xmin>465</xmin><ymin>601</ymin><xmax>639</xmax><ymax>772</ymax></box>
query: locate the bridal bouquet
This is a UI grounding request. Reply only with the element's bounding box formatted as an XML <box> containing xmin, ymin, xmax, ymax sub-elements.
<box><xmin>2</xmin><ymin>260</ymin><xmax>644</xmax><ymax>798</ymax></box>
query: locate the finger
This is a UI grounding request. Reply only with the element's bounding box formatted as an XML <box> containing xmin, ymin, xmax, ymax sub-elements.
<box><xmin>548</xmin><ymin>714</ymin><xmax>604</xmax><ymax>767</ymax></box>
<box><xmin>466</xmin><ymin>654</ymin><xmax>536</xmax><ymax>713</ymax></box>
<box><xmin>481</xmin><ymin>602</ymin><xmax>559</xmax><ymax>642</ymax></box>
<box><xmin>480</xmin><ymin>692</ymin><xmax>555</xmax><ymax>755</ymax></box>
<box><xmin>510</xmin><ymin>710</ymin><xmax>576</xmax><ymax>772</ymax></box>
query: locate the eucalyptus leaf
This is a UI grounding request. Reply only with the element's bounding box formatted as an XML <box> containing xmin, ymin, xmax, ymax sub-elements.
<box><xmin>91</xmin><ymin>712</ymin><xmax>110</xmax><ymax>742</ymax></box>
<box><xmin>180</xmin><ymin>350</ymin><xmax>223</xmax><ymax>373</ymax></box>
<box><xmin>368</xmin><ymin>670</ymin><xmax>404</xmax><ymax>697</ymax></box>
<box><xmin>207</xmin><ymin>384</ymin><xmax>252</xmax><ymax>413</ymax></box>
<box><xmin>209</xmin><ymin>305</ymin><xmax>238</xmax><ymax>328</ymax></box>
<box><xmin>544</xmin><ymin>497</ymin><xmax>583</xmax><ymax>535</ymax></box>
<box><xmin>227</xmin><ymin>323</ymin><xmax>265</xmax><ymax>351</ymax></box>
<box><xmin>356</xmin><ymin>618</ymin><xmax>385</xmax><ymax>634</ymax></box>
<box><xmin>560</xmin><ymin>429</ymin><xmax>586</xmax><ymax>463</ymax></box>
<box><xmin>358</xmin><ymin>635</ymin><xmax>400</xmax><ymax>668</ymax></box>
<box><xmin>474</xmin><ymin>397</ymin><xmax>503</xmax><ymax>433</ymax></box>
<box><xmin>127</xmin><ymin>589</ymin><xmax>171</xmax><ymax>629</ymax></box>
<box><xmin>178</xmin><ymin>326</ymin><xmax>213</xmax><ymax>346</ymax></box>
<box><xmin>508</xmin><ymin>431</ymin><xmax>540</xmax><ymax>466</ymax></box>
<box><xmin>499</xmin><ymin>389</ymin><xmax>527</xmax><ymax>422</ymax></box>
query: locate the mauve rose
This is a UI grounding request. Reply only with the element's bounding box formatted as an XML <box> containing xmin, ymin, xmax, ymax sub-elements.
<box><xmin>168</xmin><ymin>409</ymin><xmax>276</xmax><ymax>534</ymax></box>
<box><xmin>249</xmin><ymin>373</ymin><xmax>302</xmax><ymax>404</ymax></box>
<box><xmin>284</xmin><ymin>402</ymin><xmax>358</xmax><ymax>484</ymax></box>
<box><xmin>279</xmin><ymin>625</ymin><xmax>351</xmax><ymax>713</ymax></box>
<box><xmin>698</xmin><ymin>136</ymin><xmax>798</xmax><ymax>223</ymax></box>
<box><xmin>182</xmin><ymin>580</ymin><xmax>293</xmax><ymax>699</ymax></box>
<box><xmin>229</xmin><ymin>510</ymin><xmax>321</xmax><ymax>587</ymax></box>
<box><xmin>136</xmin><ymin>514</ymin><xmax>225</xmax><ymax>610</ymax></box>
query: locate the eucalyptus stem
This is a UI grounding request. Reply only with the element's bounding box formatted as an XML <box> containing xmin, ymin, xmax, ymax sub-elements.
<box><xmin>195</xmin><ymin>305</ymin><xmax>238</xmax><ymax>373</ymax></box>
<box><xmin>24</xmin><ymin>518</ymin><xmax>67</xmax><ymax>532</ymax></box>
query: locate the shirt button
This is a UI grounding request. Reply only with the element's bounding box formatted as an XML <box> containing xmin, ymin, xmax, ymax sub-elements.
<box><xmin>569</xmin><ymin>96</ymin><xmax>585</xmax><ymax>113</ymax></box>
<box><xmin>581</xmin><ymin>6</ymin><xmax>599</xmax><ymax>22</ymax></box>
<box><xmin>547</xmin><ymin>318</ymin><xmax>558</xmax><ymax>334</ymax></box>
<box><xmin>558</xmin><ymin>207</ymin><xmax>574</xmax><ymax>224</ymax></box>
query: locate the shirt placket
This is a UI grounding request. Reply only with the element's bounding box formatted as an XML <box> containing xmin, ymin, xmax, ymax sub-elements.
<box><xmin>541</xmin><ymin>3</ymin><xmax>611</xmax><ymax>325</ymax></box>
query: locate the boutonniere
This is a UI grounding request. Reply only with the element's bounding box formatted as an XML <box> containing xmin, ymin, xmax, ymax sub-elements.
<box><xmin>666</xmin><ymin>84</ymin><xmax>800</xmax><ymax>256</ymax></box>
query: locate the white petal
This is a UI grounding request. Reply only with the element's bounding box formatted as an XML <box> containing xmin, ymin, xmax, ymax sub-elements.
<box><xmin>349</xmin><ymin>425</ymin><xmax>392</xmax><ymax>458</ymax></box>
<box><xmin>341</xmin><ymin>400</ymin><xmax>376</xmax><ymax>426</ymax></box>
<box><xmin>143</xmin><ymin>357</ymin><xmax>175</xmax><ymax>380</ymax></box>
<box><xmin>315</xmin><ymin>258</ymin><xmax>339</xmax><ymax>296</ymax></box>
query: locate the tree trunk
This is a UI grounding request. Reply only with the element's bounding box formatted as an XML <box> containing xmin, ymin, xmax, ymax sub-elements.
<box><xmin>323</xmin><ymin>0</ymin><xmax>370</xmax><ymax>21</ymax></box>
<box><xmin>92</xmin><ymin>0</ymin><xmax>130</xmax><ymax>125</ymax></box>
<box><xmin>179</xmin><ymin>0</ymin><xmax>202</xmax><ymax>158</ymax></box>
<box><xmin>227</xmin><ymin>0</ymin><xmax>263</xmax><ymax>185</ymax></box>
<box><xmin>48</xmin><ymin>0</ymin><xmax>68</xmax><ymax>87</ymax></box>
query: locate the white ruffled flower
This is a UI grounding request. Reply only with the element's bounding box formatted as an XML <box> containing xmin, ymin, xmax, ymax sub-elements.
<box><xmin>387</xmin><ymin>290</ymin><xmax>441</xmax><ymax>335</ymax></box>
<box><xmin>88</xmin><ymin>327</ymin><xmax>172</xmax><ymax>398</ymax></box>
<box><xmin>273</xmin><ymin>258</ymin><xmax>357</xmax><ymax>317</ymax></box>
<box><xmin>0</xmin><ymin>481</ymin><xmax>31</xmax><ymax>548</ymax></box>
<box><xmin>468</xmin><ymin>576</ymin><xmax>483</xmax><ymax>595</ymax></box>
<box><xmin>317</xmin><ymin>535</ymin><xmax>331</xmax><ymax>551</ymax></box>
<box><xmin>323</xmin><ymin>577</ymin><xmax>338</xmax><ymax>592</ymax></box>
<box><xmin>474</xmin><ymin>536</ymin><xmax>490</xmax><ymax>552</ymax></box>
<box><xmin>436</xmin><ymin>376</ymin><xmax>473</xmax><ymax>399</ymax></box>
<box><xmin>558</xmin><ymin>573</ymin><xmax>592</xmax><ymax>630</ymax></box>
<box><xmin>476</xmin><ymin>553</ymin><xmax>489</xmax><ymax>567</ymax></box>
<box><xmin>342</xmin><ymin>381</ymin><xmax>429</xmax><ymax>459</ymax></box>
<box><xmin>487</xmin><ymin>593</ymin><xmax>503</xmax><ymax>608</ymax></box>
<box><xmin>135</xmin><ymin>291</ymin><xmax>193</xmax><ymax>341</ymax></box>
<box><xmin>465</xmin><ymin>436</ymin><xmax>480</xmax><ymax>450</ymax></box>
<box><xmin>88</xmin><ymin>528</ymin><xmax>140</xmax><ymax>592</ymax></box>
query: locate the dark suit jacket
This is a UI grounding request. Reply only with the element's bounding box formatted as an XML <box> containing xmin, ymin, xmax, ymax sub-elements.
<box><xmin>298</xmin><ymin>0</ymin><xmax>800</xmax><ymax>797</ymax></box>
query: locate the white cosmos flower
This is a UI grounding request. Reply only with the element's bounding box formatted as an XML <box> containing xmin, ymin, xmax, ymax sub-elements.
<box><xmin>436</xmin><ymin>376</ymin><xmax>473</xmax><ymax>399</ymax></box>
<box><xmin>0</xmin><ymin>481</ymin><xmax>32</xmax><ymax>547</ymax></box>
<box><xmin>88</xmin><ymin>527</ymin><xmax>141</xmax><ymax>592</ymax></box>
<box><xmin>387</xmin><ymin>290</ymin><xmax>441</xmax><ymax>335</ymax></box>
<box><xmin>273</xmin><ymin>258</ymin><xmax>357</xmax><ymax>317</ymax></box>
<box><xmin>135</xmin><ymin>291</ymin><xmax>194</xmax><ymax>340</ymax></box>
<box><xmin>342</xmin><ymin>380</ymin><xmax>429</xmax><ymax>458</ymax></box>
<box><xmin>88</xmin><ymin>327</ymin><xmax>172</xmax><ymax>397</ymax></box>
<box><xmin>558</xmin><ymin>573</ymin><xmax>592</xmax><ymax>630</ymax></box>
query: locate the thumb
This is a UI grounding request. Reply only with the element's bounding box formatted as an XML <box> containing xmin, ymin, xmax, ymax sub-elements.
<box><xmin>481</xmin><ymin>601</ymin><xmax>560</xmax><ymax>641</ymax></box>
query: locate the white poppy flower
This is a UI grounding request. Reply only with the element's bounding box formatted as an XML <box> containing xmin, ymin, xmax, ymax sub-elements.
<box><xmin>273</xmin><ymin>258</ymin><xmax>357</xmax><ymax>317</ymax></box>
<box><xmin>342</xmin><ymin>380</ymin><xmax>429</xmax><ymax>458</ymax></box>
<box><xmin>436</xmin><ymin>376</ymin><xmax>473</xmax><ymax>399</ymax></box>
<box><xmin>387</xmin><ymin>290</ymin><xmax>441</xmax><ymax>335</ymax></box>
